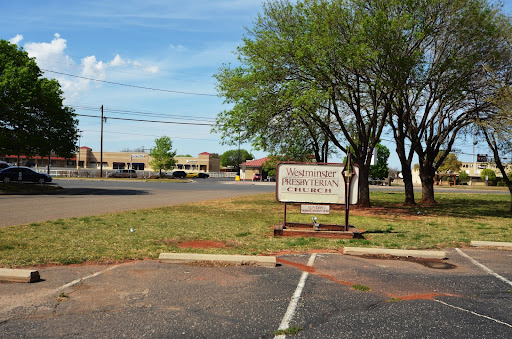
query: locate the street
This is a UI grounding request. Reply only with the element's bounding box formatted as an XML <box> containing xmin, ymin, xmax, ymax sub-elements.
<box><xmin>0</xmin><ymin>178</ymin><xmax>275</xmax><ymax>228</ymax></box>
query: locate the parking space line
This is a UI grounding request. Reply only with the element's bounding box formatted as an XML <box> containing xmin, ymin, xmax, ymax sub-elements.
<box><xmin>434</xmin><ymin>299</ymin><xmax>512</xmax><ymax>329</ymax></box>
<box><xmin>455</xmin><ymin>248</ymin><xmax>512</xmax><ymax>287</ymax></box>
<box><xmin>274</xmin><ymin>253</ymin><xmax>317</xmax><ymax>339</ymax></box>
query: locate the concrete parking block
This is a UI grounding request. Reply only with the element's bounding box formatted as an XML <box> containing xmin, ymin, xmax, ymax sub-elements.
<box><xmin>343</xmin><ymin>247</ymin><xmax>447</xmax><ymax>259</ymax></box>
<box><xmin>0</xmin><ymin>268</ymin><xmax>40</xmax><ymax>283</ymax></box>
<box><xmin>471</xmin><ymin>241</ymin><xmax>512</xmax><ymax>249</ymax></box>
<box><xmin>158</xmin><ymin>253</ymin><xmax>277</xmax><ymax>267</ymax></box>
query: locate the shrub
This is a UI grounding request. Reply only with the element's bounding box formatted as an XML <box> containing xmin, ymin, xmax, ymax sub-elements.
<box><xmin>480</xmin><ymin>169</ymin><xmax>497</xmax><ymax>183</ymax></box>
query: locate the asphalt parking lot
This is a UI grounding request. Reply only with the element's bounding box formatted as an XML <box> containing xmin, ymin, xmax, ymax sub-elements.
<box><xmin>1</xmin><ymin>248</ymin><xmax>511</xmax><ymax>338</ymax></box>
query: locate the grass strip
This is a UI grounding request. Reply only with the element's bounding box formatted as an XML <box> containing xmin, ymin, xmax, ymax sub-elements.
<box><xmin>0</xmin><ymin>191</ymin><xmax>511</xmax><ymax>267</ymax></box>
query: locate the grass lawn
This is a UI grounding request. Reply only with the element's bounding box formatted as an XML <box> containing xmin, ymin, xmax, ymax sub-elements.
<box><xmin>0</xmin><ymin>191</ymin><xmax>511</xmax><ymax>267</ymax></box>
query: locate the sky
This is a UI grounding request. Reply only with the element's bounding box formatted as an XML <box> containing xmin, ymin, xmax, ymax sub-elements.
<box><xmin>2</xmin><ymin>0</ymin><xmax>512</xmax><ymax>169</ymax></box>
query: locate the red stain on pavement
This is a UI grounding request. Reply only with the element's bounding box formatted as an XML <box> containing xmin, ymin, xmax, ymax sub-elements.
<box><xmin>277</xmin><ymin>258</ymin><xmax>353</xmax><ymax>285</ymax></box>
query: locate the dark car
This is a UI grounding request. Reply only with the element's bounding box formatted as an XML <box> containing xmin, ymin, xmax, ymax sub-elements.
<box><xmin>170</xmin><ymin>170</ymin><xmax>187</xmax><ymax>179</ymax></box>
<box><xmin>197</xmin><ymin>172</ymin><xmax>209</xmax><ymax>179</ymax></box>
<box><xmin>0</xmin><ymin>167</ymin><xmax>52</xmax><ymax>184</ymax></box>
<box><xmin>0</xmin><ymin>161</ymin><xmax>11</xmax><ymax>170</ymax></box>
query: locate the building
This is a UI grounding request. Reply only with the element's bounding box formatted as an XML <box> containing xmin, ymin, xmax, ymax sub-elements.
<box><xmin>175</xmin><ymin>152</ymin><xmax>220</xmax><ymax>172</ymax></box>
<box><xmin>239</xmin><ymin>157</ymin><xmax>269</xmax><ymax>180</ymax></box>
<box><xmin>1</xmin><ymin>148</ymin><xmax>221</xmax><ymax>173</ymax></box>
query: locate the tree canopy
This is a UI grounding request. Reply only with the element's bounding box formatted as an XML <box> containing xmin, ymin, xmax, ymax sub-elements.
<box><xmin>149</xmin><ymin>136</ymin><xmax>177</xmax><ymax>176</ymax></box>
<box><xmin>369</xmin><ymin>143</ymin><xmax>390</xmax><ymax>180</ymax></box>
<box><xmin>220</xmin><ymin>149</ymin><xmax>254</xmax><ymax>169</ymax></box>
<box><xmin>0</xmin><ymin>39</ymin><xmax>78</xmax><ymax>163</ymax></box>
<box><xmin>214</xmin><ymin>0</ymin><xmax>512</xmax><ymax>207</ymax></box>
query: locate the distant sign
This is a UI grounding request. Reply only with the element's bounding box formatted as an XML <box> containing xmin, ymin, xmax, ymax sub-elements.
<box><xmin>477</xmin><ymin>154</ymin><xmax>488</xmax><ymax>162</ymax></box>
<box><xmin>301</xmin><ymin>204</ymin><xmax>330</xmax><ymax>214</ymax></box>
<box><xmin>276</xmin><ymin>163</ymin><xmax>359</xmax><ymax>204</ymax></box>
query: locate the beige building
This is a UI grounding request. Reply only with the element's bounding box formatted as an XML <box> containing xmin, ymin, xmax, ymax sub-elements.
<box><xmin>2</xmin><ymin>148</ymin><xmax>220</xmax><ymax>173</ymax></box>
<box><xmin>411</xmin><ymin>161</ymin><xmax>512</xmax><ymax>185</ymax></box>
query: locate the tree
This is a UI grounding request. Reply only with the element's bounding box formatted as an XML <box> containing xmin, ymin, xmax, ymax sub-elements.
<box><xmin>458</xmin><ymin>171</ymin><xmax>469</xmax><ymax>184</ymax></box>
<box><xmin>215</xmin><ymin>0</ymin><xmax>395</xmax><ymax>207</ymax></box>
<box><xmin>34</xmin><ymin>78</ymin><xmax>78</xmax><ymax>173</ymax></box>
<box><xmin>369</xmin><ymin>143</ymin><xmax>390</xmax><ymax>180</ymax></box>
<box><xmin>436</xmin><ymin>153</ymin><xmax>462</xmax><ymax>174</ymax></box>
<box><xmin>149</xmin><ymin>136</ymin><xmax>177</xmax><ymax>176</ymax></box>
<box><xmin>480</xmin><ymin>169</ymin><xmax>497</xmax><ymax>183</ymax></box>
<box><xmin>220</xmin><ymin>149</ymin><xmax>253</xmax><ymax>170</ymax></box>
<box><xmin>477</xmin><ymin>79</ymin><xmax>512</xmax><ymax>211</ymax></box>
<box><xmin>0</xmin><ymin>40</ymin><xmax>78</xmax><ymax>164</ymax></box>
<box><xmin>382</xmin><ymin>0</ymin><xmax>512</xmax><ymax>205</ymax></box>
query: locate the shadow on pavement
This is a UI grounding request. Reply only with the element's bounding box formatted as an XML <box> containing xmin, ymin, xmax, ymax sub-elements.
<box><xmin>59</xmin><ymin>188</ymin><xmax>150</xmax><ymax>196</ymax></box>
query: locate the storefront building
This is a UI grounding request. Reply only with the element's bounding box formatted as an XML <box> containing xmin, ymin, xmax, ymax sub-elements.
<box><xmin>1</xmin><ymin>148</ymin><xmax>220</xmax><ymax>172</ymax></box>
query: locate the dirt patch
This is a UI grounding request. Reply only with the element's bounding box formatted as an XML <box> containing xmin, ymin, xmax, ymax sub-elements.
<box><xmin>178</xmin><ymin>240</ymin><xmax>229</xmax><ymax>249</ymax></box>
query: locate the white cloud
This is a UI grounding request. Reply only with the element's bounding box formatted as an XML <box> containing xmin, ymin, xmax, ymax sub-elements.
<box><xmin>9</xmin><ymin>34</ymin><xmax>23</xmax><ymax>45</ymax></box>
<box><xmin>109</xmin><ymin>54</ymin><xmax>126</xmax><ymax>67</ymax></box>
<box><xmin>20</xmin><ymin>34</ymin><xmax>160</xmax><ymax>101</ymax></box>
<box><xmin>169</xmin><ymin>44</ymin><xmax>187</xmax><ymax>52</ymax></box>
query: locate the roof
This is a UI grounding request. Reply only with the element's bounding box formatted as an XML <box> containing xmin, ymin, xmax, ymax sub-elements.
<box><xmin>240</xmin><ymin>157</ymin><xmax>269</xmax><ymax>167</ymax></box>
<box><xmin>80</xmin><ymin>146</ymin><xmax>92</xmax><ymax>150</ymax></box>
<box><xmin>199</xmin><ymin>152</ymin><xmax>210</xmax><ymax>155</ymax></box>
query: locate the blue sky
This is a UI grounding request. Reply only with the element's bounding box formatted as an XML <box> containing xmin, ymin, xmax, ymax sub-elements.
<box><xmin>2</xmin><ymin>0</ymin><xmax>512</xmax><ymax>168</ymax></box>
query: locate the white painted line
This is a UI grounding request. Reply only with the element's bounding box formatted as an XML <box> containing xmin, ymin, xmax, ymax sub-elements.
<box><xmin>0</xmin><ymin>264</ymin><xmax>121</xmax><ymax>316</ymax></box>
<box><xmin>434</xmin><ymin>299</ymin><xmax>512</xmax><ymax>329</ymax></box>
<box><xmin>55</xmin><ymin>265</ymin><xmax>120</xmax><ymax>292</ymax></box>
<box><xmin>456</xmin><ymin>248</ymin><xmax>512</xmax><ymax>287</ymax></box>
<box><xmin>274</xmin><ymin>254</ymin><xmax>317</xmax><ymax>339</ymax></box>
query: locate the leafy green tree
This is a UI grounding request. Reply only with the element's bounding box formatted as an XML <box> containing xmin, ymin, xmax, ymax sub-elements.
<box><xmin>480</xmin><ymin>169</ymin><xmax>497</xmax><ymax>183</ymax></box>
<box><xmin>458</xmin><ymin>171</ymin><xmax>469</xmax><ymax>184</ymax></box>
<box><xmin>0</xmin><ymin>40</ymin><xmax>78</xmax><ymax>165</ymax></box>
<box><xmin>34</xmin><ymin>78</ymin><xmax>78</xmax><ymax>173</ymax></box>
<box><xmin>215</xmin><ymin>0</ymin><xmax>395</xmax><ymax>207</ymax></box>
<box><xmin>477</xmin><ymin>79</ymin><xmax>512</xmax><ymax>211</ymax></box>
<box><xmin>436</xmin><ymin>153</ymin><xmax>462</xmax><ymax>174</ymax></box>
<box><xmin>149</xmin><ymin>136</ymin><xmax>177</xmax><ymax>176</ymax></box>
<box><xmin>382</xmin><ymin>0</ymin><xmax>512</xmax><ymax>205</ymax></box>
<box><xmin>369</xmin><ymin>144</ymin><xmax>390</xmax><ymax>180</ymax></box>
<box><xmin>220</xmin><ymin>149</ymin><xmax>253</xmax><ymax>170</ymax></box>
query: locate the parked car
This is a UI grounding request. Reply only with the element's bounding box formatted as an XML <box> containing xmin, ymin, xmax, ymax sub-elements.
<box><xmin>186</xmin><ymin>172</ymin><xmax>199</xmax><ymax>178</ymax></box>
<box><xmin>109</xmin><ymin>169</ymin><xmax>137</xmax><ymax>178</ymax></box>
<box><xmin>197</xmin><ymin>172</ymin><xmax>209</xmax><ymax>178</ymax></box>
<box><xmin>0</xmin><ymin>161</ymin><xmax>11</xmax><ymax>170</ymax></box>
<box><xmin>253</xmin><ymin>173</ymin><xmax>262</xmax><ymax>181</ymax></box>
<box><xmin>0</xmin><ymin>167</ymin><xmax>52</xmax><ymax>184</ymax></box>
<box><xmin>169</xmin><ymin>170</ymin><xmax>187</xmax><ymax>179</ymax></box>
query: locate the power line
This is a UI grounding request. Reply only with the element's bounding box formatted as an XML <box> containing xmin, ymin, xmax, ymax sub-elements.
<box><xmin>75</xmin><ymin>113</ymin><xmax>218</xmax><ymax>126</ymax></box>
<box><xmin>80</xmin><ymin>128</ymin><xmax>220</xmax><ymax>141</ymax></box>
<box><xmin>42</xmin><ymin>69</ymin><xmax>218</xmax><ymax>97</ymax></box>
<box><xmin>72</xmin><ymin>105</ymin><xmax>217</xmax><ymax>123</ymax></box>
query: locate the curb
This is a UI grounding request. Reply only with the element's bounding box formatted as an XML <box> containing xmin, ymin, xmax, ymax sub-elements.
<box><xmin>0</xmin><ymin>268</ymin><xmax>40</xmax><ymax>283</ymax></box>
<box><xmin>159</xmin><ymin>253</ymin><xmax>276</xmax><ymax>268</ymax></box>
<box><xmin>470</xmin><ymin>241</ymin><xmax>512</xmax><ymax>249</ymax></box>
<box><xmin>343</xmin><ymin>247</ymin><xmax>446</xmax><ymax>259</ymax></box>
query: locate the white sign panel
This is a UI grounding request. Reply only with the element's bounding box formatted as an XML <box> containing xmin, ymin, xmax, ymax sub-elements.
<box><xmin>301</xmin><ymin>204</ymin><xmax>330</xmax><ymax>214</ymax></box>
<box><xmin>276</xmin><ymin>163</ymin><xmax>359</xmax><ymax>204</ymax></box>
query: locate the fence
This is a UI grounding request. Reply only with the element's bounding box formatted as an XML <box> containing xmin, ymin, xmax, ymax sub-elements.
<box><xmin>35</xmin><ymin>169</ymin><xmax>238</xmax><ymax>179</ymax></box>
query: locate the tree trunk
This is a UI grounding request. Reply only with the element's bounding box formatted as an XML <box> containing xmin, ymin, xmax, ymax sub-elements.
<box><xmin>401</xmin><ymin>164</ymin><xmax>416</xmax><ymax>206</ymax></box>
<box><xmin>395</xmin><ymin>143</ymin><xmax>416</xmax><ymax>206</ymax></box>
<box><xmin>356</xmin><ymin>158</ymin><xmax>371</xmax><ymax>208</ymax></box>
<box><xmin>419</xmin><ymin>168</ymin><xmax>437</xmax><ymax>205</ymax></box>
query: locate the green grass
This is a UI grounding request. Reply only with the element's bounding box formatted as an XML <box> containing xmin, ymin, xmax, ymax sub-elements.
<box><xmin>352</xmin><ymin>284</ymin><xmax>371</xmax><ymax>291</ymax></box>
<box><xmin>0</xmin><ymin>191</ymin><xmax>511</xmax><ymax>267</ymax></box>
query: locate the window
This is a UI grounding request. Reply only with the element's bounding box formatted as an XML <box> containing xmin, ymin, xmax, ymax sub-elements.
<box><xmin>132</xmin><ymin>163</ymin><xmax>144</xmax><ymax>170</ymax></box>
<box><xmin>113</xmin><ymin>162</ymin><xmax>125</xmax><ymax>169</ymax></box>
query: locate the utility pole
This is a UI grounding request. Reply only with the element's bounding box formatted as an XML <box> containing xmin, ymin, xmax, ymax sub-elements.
<box><xmin>100</xmin><ymin>105</ymin><xmax>104</xmax><ymax>178</ymax></box>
